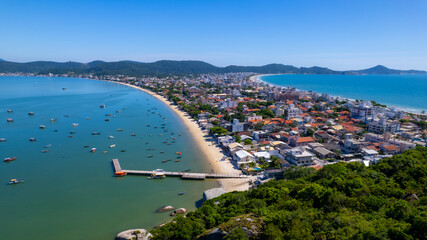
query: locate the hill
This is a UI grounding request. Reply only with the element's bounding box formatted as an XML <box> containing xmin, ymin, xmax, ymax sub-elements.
<box><xmin>150</xmin><ymin>146</ymin><xmax>427</xmax><ymax>240</ymax></box>
<box><xmin>0</xmin><ymin>60</ymin><xmax>425</xmax><ymax>75</ymax></box>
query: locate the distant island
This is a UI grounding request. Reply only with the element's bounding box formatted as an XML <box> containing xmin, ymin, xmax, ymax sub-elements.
<box><xmin>0</xmin><ymin>59</ymin><xmax>426</xmax><ymax>76</ymax></box>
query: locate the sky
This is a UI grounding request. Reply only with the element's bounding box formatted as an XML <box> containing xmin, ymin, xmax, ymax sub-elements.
<box><xmin>1</xmin><ymin>0</ymin><xmax>426</xmax><ymax>70</ymax></box>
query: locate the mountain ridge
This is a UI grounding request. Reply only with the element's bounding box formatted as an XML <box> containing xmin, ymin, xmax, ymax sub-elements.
<box><xmin>0</xmin><ymin>60</ymin><xmax>425</xmax><ymax>75</ymax></box>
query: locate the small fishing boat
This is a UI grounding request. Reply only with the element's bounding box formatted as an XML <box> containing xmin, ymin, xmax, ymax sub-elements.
<box><xmin>105</xmin><ymin>114</ymin><xmax>111</xmax><ymax>116</ymax></box>
<box><xmin>109</xmin><ymin>144</ymin><xmax>116</xmax><ymax>148</ymax></box>
<box><xmin>4</xmin><ymin>157</ymin><xmax>17</xmax><ymax>162</ymax></box>
<box><xmin>105</xmin><ymin>118</ymin><xmax>109</xmax><ymax>122</ymax></box>
<box><xmin>161</xmin><ymin>160</ymin><xmax>167</xmax><ymax>163</ymax></box>
<box><xmin>44</xmin><ymin>144</ymin><xmax>51</xmax><ymax>148</ymax></box>
<box><xmin>7</xmin><ymin>118</ymin><xmax>13</xmax><ymax>122</ymax></box>
<box><xmin>121</xmin><ymin>150</ymin><xmax>126</xmax><ymax>152</ymax></box>
<box><xmin>175</xmin><ymin>160</ymin><xmax>180</xmax><ymax>162</ymax></box>
<box><xmin>130</xmin><ymin>134</ymin><xmax>136</xmax><ymax>136</ymax></box>
<box><xmin>7</xmin><ymin>109</ymin><xmax>13</xmax><ymax>113</ymax></box>
<box><xmin>182</xmin><ymin>169</ymin><xmax>191</xmax><ymax>172</ymax></box>
<box><xmin>116</xmin><ymin>110</ymin><xmax>121</xmax><ymax>113</ymax></box>
<box><xmin>103</xmin><ymin>151</ymin><xmax>108</xmax><ymax>154</ymax></box>
<box><xmin>50</xmin><ymin>118</ymin><xmax>57</xmax><ymax>122</ymax></box>
<box><xmin>147</xmin><ymin>155</ymin><xmax>153</xmax><ymax>158</ymax></box>
<box><xmin>72</xmin><ymin>123</ymin><xmax>79</xmax><ymax>127</ymax></box>
<box><xmin>68</xmin><ymin>135</ymin><xmax>73</xmax><ymax>138</ymax></box>
<box><xmin>100</xmin><ymin>104</ymin><xmax>106</xmax><ymax>108</ymax></box>
<box><xmin>108</xmin><ymin>136</ymin><xmax>114</xmax><ymax>139</ymax></box>
<box><xmin>160</xmin><ymin>151</ymin><xmax>165</xmax><ymax>153</ymax></box>
<box><xmin>178</xmin><ymin>192</ymin><xmax>185</xmax><ymax>195</ymax></box>
<box><xmin>39</xmin><ymin>125</ymin><xmax>46</xmax><ymax>129</ymax></box>
<box><xmin>64</xmin><ymin>114</ymin><xmax>69</xmax><ymax>117</ymax></box>
<box><xmin>9</xmin><ymin>179</ymin><xmax>24</xmax><ymax>184</ymax></box>
<box><xmin>0</xmin><ymin>138</ymin><xmax>6</xmax><ymax>142</ymax></box>
<box><xmin>62</xmin><ymin>87</ymin><xmax>67</xmax><ymax>90</ymax></box>
<box><xmin>117</xmin><ymin>129</ymin><xmax>124</xmax><ymax>131</ymax></box>
<box><xmin>91</xmin><ymin>132</ymin><xmax>101</xmax><ymax>135</ymax></box>
<box><xmin>151</xmin><ymin>169</ymin><xmax>165</xmax><ymax>179</ymax></box>
<box><xmin>83</xmin><ymin>145</ymin><xmax>90</xmax><ymax>148</ymax></box>
<box><xmin>91</xmin><ymin>148</ymin><xmax>96</xmax><ymax>153</ymax></box>
<box><xmin>53</xmin><ymin>129</ymin><xmax>58</xmax><ymax>132</ymax></box>
<box><xmin>69</xmin><ymin>131</ymin><xmax>76</xmax><ymax>134</ymax></box>
<box><xmin>41</xmin><ymin>150</ymin><xmax>49</xmax><ymax>153</ymax></box>
<box><xmin>115</xmin><ymin>171</ymin><xmax>127</xmax><ymax>176</ymax></box>
<box><xmin>29</xmin><ymin>138</ymin><xmax>37</xmax><ymax>142</ymax></box>
<box><xmin>28</xmin><ymin>112</ymin><xmax>34</xmax><ymax>116</ymax></box>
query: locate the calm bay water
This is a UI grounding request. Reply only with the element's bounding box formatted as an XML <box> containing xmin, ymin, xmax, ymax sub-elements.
<box><xmin>0</xmin><ymin>76</ymin><xmax>217</xmax><ymax>239</ymax></box>
<box><xmin>260</xmin><ymin>74</ymin><xmax>427</xmax><ymax>113</ymax></box>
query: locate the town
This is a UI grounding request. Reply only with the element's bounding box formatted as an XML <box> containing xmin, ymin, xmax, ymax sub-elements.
<box><xmin>4</xmin><ymin>72</ymin><xmax>427</xmax><ymax>179</ymax></box>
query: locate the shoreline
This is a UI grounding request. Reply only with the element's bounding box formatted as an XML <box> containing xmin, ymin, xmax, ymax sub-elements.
<box><xmin>252</xmin><ymin>74</ymin><xmax>426</xmax><ymax>114</ymax></box>
<box><xmin>110</xmin><ymin>81</ymin><xmax>250</xmax><ymax>192</ymax></box>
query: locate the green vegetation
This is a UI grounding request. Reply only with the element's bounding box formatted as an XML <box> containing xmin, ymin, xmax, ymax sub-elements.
<box><xmin>150</xmin><ymin>147</ymin><xmax>427</xmax><ymax>240</ymax></box>
<box><xmin>400</xmin><ymin>119</ymin><xmax>427</xmax><ymax>130</ymax></box>
<box><xmin>209</xmin><ymin>127</ymin><xmax>228</xmax><ymax>135</ymax></box>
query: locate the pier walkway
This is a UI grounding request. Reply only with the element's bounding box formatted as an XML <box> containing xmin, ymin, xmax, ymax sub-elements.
<box><xmin>112</xmin><ymin>159</ymin><xmax>247</xmax><ymax>180</ymax></box>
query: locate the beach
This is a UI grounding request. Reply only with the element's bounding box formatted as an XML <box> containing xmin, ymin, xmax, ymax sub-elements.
<box><xmin>112</xmin><ymin>81</ymin><xmax>250</xmax><ymax>192</ymax></box>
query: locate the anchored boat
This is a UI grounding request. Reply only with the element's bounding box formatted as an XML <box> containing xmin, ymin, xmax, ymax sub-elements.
<box><xmin>9</xmin><ymin>179</ymin><xmax>24</xmax><ymax>184</ymax></box>
<box><xmin>4</xmin><ymin>157</ymin><xmax>17</xmax><ymax>162</ymax></box>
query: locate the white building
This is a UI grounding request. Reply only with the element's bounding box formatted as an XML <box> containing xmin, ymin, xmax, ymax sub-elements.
<box><xmin>219</xmin><ymin>98</ymin><xmax>238</xmax><ymax>109</ymax></box>
<box><xmin>350</xmin><ymin>101</ymin><xmax>374</xmax><ymax>120</ymax></box>
<box><xmin>234</xmin><ymin>150</ymin><xmax>255</xmax><ymax>165</ymax></box>
<box><xmin>246</xmin><ymin>113</ymin><xmax>263</xmax><ymax>123</ymax></box>
<box><xmin>285</xmin><ymin>104</ymin><xmax>301</xmax><ymax>120</ymax></box>
<box><xmin>253</xmin><ymin>151</ymin><xmax>271</xmax><ymax>162</ymax></box>
<box><xmin>368</xmin><ymin>117</ymin><xmax>400</xmax><ymax>134</ymax></box>
<box><xmin>284</xmin><ymin>147</ymin><xmax>315</xmax><ymax>166</ymax></box>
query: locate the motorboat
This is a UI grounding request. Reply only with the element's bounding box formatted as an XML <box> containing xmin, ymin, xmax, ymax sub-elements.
<box><xmin>115</xmin><ymin>171</ymin><xmax>127</xmax><ymax>176</ymax></box>
<box><xmin>7</xmin><ymin>118</ymin><xmax>14</xmax><ymax>122</ymax></box>
<box><xmin>4</xmin><ymin>157</ymin><xmax>17</xmax><ymax>162</ymax></box>
<box><xmin>91</xmin><ymin>132</ymin><xmax>100</xmax><ymax>135</ymax></box>
<box><xmin>0</xmin><ymin>138</ymin><xmax>6</xmax><ymax>142</ymax></box>
<box><xmin>7</xmin><ymin>109</ymin><xmax>13</xmax><ymax>113</ymax></box>
<box><xmin>39</xmin><ymin>125</ymin><xmax>46</xmax><ymax>129</ymax></box>
<box><xmin>109</xmin><ymin>144</ymin><xmax>116</xmax><ymax>148</ymax></box>
<box><xmin>9</xmin><ymin>179</ymin><xmax>24</xmax><ymax>184</ymax></box>
<box><xmin>109</xmin><ymin>136</ymin><xmax>114</xmax><ymax>139</ymax></box>
<box><xmin>72</xmin><ymin>123</ymin><xmax>79</xmax><ymax>127</ymax></box>
<box><xmin>29</xmin><ymin>138</ymin><xmax>37</xmax><ymax>142</ymax></box>
<box><xmin>151</xmin><ymin>169</ymin><xmax>165</xmax><ymax>179</ymax></box>
<box><xmin>91</xmin><ymin>148</ymin><xmax>96</xmax><ymax>153</ymax></box>
<box><xmin>28</xmin><ymin>112</ymin><xmax>34</xmax><ymax>116</ymax></box>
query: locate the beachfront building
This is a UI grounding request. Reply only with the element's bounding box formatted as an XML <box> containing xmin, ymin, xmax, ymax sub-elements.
<box><xmin>217</xmin><ymin>135</ymin><xmax>235</xmax><ymax>147</ymax></box>
<box><xmin>253</xmin><ymin>151</ymin><xmax>271</xmax><ymax>162</ymax></box>
<box><xmin>350</xmin><ymin>101</ymin><xmax>374</xmax><ymax>120</ymax></box>
<box><xmin>233</xmin><ymin>150</ymin><xmax>255</xmax><ymax>165</ymax></box>
<box><xmin>284</xmin><ymin>147</ymin><xmax>315</xmax><ymax>166</ymax></box>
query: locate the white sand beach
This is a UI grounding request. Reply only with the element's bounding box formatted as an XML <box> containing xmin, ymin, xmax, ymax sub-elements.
<box><xmin>112</xmin><ymin>81</ymin><xmax>250</xmax><ymax>192</ymax></box>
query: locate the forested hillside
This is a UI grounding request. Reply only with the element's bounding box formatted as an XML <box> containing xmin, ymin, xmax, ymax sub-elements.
<box><xmin>150</xmin><ymin>147</ymin><xmax>427</xmax><ymax>240</ymax></box>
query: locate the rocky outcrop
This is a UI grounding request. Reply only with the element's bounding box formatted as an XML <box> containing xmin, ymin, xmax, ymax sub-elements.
<box><xmin>156</xmin><ymin>205</ymin><xmax>174</xmax><ymax>213</ymax></box>
<box><xmin>203</xmin><ymin>188</ymin><xmax>227</xmax><ymax>201</ymax></box>
<box><xmin>116</xmin><ymin>229</ymin><xmax>152</xmax><ymax>240</ymax></box>
<box><xmin>170</xmin><ymin>208</ymin><xmax>187</xmax><ymax>216</ymax></box>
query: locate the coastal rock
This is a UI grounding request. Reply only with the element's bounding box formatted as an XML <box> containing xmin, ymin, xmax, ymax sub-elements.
<box><xmin>175</xmin><ymin>208</ymin><xmax>187</xmax><ymax>214</ymax></box>
<box><xmin>116</xmin><ymin>229</ymin><xmax>152</xmax><ymax>240</ymax></box>
<box><xmin>203</xmin><ymin>188</ymin><xmax>227</xmax><ymax>201</ymax></box>
<box><xmin>156</xmin><ymin>205</ymin><xmax>175</xmax><ymax>213</ymax></box>
<box><xmin>170</xmin><ymin>212</ymin><xmax>176</xmax><ymax>217</ymax></box>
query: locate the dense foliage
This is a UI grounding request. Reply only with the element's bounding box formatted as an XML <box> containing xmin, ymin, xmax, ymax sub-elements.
<box><xmin>151</xmin><ymin>147</ymin><xmax>427</xmax><ymax>240</ymax></box>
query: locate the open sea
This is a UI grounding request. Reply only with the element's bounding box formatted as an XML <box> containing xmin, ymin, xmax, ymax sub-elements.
<box><xmin>259</xmin><ymin>74</ymin><xmax>427</xmax><ymax>113</ymax></box>
<box><xmin>0</xmin><ymin>76</ymin><xmax>217</xmax><ymax>240</ymax></box>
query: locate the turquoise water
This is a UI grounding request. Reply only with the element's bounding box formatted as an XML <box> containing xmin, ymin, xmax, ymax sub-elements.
<box><xmin>0</xmin><ymin>76</ymin><xmax>218</xmax><ymax>239</ymax></box>
<box><xmin>260</xmin><ymin>74</ymin><xmax>427</xmax><ymax>113</ymax></box>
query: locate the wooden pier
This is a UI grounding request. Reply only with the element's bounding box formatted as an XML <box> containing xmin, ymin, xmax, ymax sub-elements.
<box><xmin>112</xmin><ymin>159</ymin><xmax>247</xmax><ymax>180</ymax></box>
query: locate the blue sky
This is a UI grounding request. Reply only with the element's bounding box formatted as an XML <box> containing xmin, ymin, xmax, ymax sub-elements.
<box><xmin>1</xmin><ymin>0</ymin><xmax>426</xmax><ymax>70</ymax></box>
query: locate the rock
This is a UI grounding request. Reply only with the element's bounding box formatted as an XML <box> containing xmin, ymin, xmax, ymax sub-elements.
<box><xmin>156</xmin><ymin>205</ymin><xmax>174</xmax><ymax>213</ymax></box>
<box><xmin>116</xmin><ymin>228</ymin><xmax>152</xmax><ymax>240</ymax></box>
<box><xmin>170</xmin><ymin>212</ymin><xmax>176</xmax><ymax>217</ymax></box>
<box><xmin>203</xmin><ymin>188</ymin><xmax>227</xmax><ymax>201</ymax></box>
<box><xmin>175</xmin><ymin>208</ymin><xmax>187</xmax><ymax>214</ymax></box>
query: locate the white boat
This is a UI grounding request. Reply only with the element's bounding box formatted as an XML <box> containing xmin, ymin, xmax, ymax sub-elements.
<box><xmin>39</xmin><ymin>125</ymin><xmax>46</xmax><ymax>129</ymax></box>
<box><xmin>72</xmin><ymin>123</ymin><xmax>79</xmax><ymax>127</ymax></box>
<box><xmin>151</xmin><ymin>169</ymin><xmax>166</xmax><ymax>179</ymax></box>
<box><xmin>108</xmin><ymin>136</ymin><xmax>114</xmax><ymax>139</ymax></box>
<box><xmin>0</xmin><ymin>138</ymin><xmax>6</xmax><ymax>142</ymax></box>
<box><xmin>109</xmin><ymin>144</ymin><xmax>116</xmax><ymax>148</ymax></box>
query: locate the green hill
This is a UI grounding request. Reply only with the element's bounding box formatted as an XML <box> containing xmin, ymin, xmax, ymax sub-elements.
<box><xmin>150</xmin><ymin>147</ymin><xmax>427</xmax><ymax>240</ymax></box>
<box><xmin>0</xmin><ymin>60</ymin><xmax>425</xmax><ymax>75</ymax></box>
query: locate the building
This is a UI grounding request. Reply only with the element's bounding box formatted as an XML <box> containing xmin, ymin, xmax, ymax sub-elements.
<box><xmin>217</xmin><ymin>135</ymin><xmax>235</xmax><ymax>147</ymax></box>
<box><xmin>350</xmin><ymin>101</ymin><xmax>374</xmax><ymax>120</ymax></box>
<box><xmin>342</xmin><ymin>134</ymin><xmax>361</xmax><ymax>154</ymax></box>
<box><xmin>285</xmin><ymin>104</ymin><xmax>301</xmax><ymax>120</ymax></box>
<box><xmin>231</xmin><ymin>119</ymin><xmax>245</xmax><ymax>132</ymax></box>
<box><xmin>246</xmin><ymin>113</ymin><xmax>263</xmax><ymax>123</ymax></box>
<box><xmin>285</xmin><ymin>147</ymin><xmax>315</xmax><ymax>166</ymax></box>
<box><xmin>312</xmin><ymin>147</ymin><xmax>335</xmax><ymax>159</ymax></box>
<box><xmin>252</xmin><ymin>131</ymin><xmax>269</xmax><ymax>142</ymax></box>
<box><xmin>368</xmin><ymin>118</ymin><xmax>400</xmax><ymax>134</ymax></box>
<box><xmin>234</xmin><ymin>150</ymin><xmax>255</xmax><ymax>165</ymax></box>
<box><xmin>289</xmin><ymin>136</ymin><xmax>314</xmax><ymax>147</ymax></box>
<box><xmin>219</xmin><ymin>98</ymin><xmax>238</xmax><ymax>109</ymax></box>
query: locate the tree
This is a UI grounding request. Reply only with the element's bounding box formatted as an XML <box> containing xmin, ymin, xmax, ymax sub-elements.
<box><xmin>210</xmin><ymin>127</ymin><xmax>228</xmax><ymax>135</ymax></box>
<box><xmin>243</xmin><ymin>138</ymin><xmax>252</xmax><ymax>145</ymax></box>
<box><xmin>224</xmin><ymin>228</ymin><xmax>248</xmax><ymax>240</ymax></box>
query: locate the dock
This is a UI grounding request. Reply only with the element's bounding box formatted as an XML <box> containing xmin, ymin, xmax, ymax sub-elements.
<box><xmin>112</xmin><ymin>159</ymin><xmax>247</xmax><ymax>180</ymax></box>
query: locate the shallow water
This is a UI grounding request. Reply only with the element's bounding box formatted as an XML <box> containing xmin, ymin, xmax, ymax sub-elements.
<box><xmin>0</xmin><ymin>76</ymin><xmax>218</xmax><ymax>239</ymax></box>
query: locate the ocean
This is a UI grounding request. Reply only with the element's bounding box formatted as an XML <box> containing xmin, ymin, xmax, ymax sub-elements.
<box><xmin>259</xmin><ymin>74</ymin><xmax>427</xmax><ymax>113</ymax></box>
<box><xmin>0</xmin><ymin>76</ymin><xmax>217</xmax><ymax>239</ymax></box>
